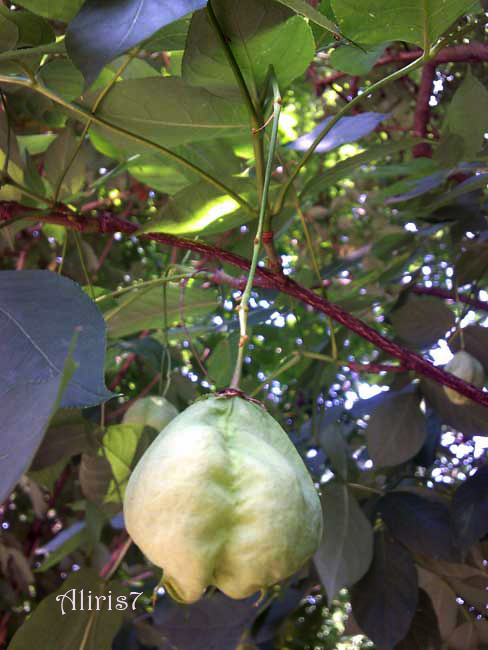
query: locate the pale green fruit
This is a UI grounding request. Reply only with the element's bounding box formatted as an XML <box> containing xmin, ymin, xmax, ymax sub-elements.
<box><xmin>443</xmin><ymin>351</ymin><xmax>485</xmax><ymax>405</ymax></box>
<box><xmin>123</xmin><ymin>394</ymin><xmax>323</xmax><ymax>604</ymax></box>
<box><xmin>122</xmin><ymin>396</ymin><xmax>178</xmax><ymax>431</ymax></box>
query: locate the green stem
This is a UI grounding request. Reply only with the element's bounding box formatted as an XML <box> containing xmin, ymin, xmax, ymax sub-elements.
<box><xmin>230</xmin><ymin>71</ymin><xmax>281</xmax><ymax>389</ymax></box>
<box><xmin>272</xmin><ymin>53</ymin><xmax>430</xmax><ymax>216</ymax></box>
<box><xmin>95</xmin><ymin>272</ymin><xmax>191</xmax><ymax>303</ymax></box>
<box><xmin>292</xmin><ymin>191</ymin><xmax>337</xmax><ymax>359</ymax></box>
<box><xmin>73</xmin><ymin>230</ymin><xmax>94</xmax><ymax>299</ymax></box>
<box><xmin>0</xmin><ymin>74</ymin><xmax>257</xmax><ymax>218</ymax></box>
<box><xmin>206</xmin><ymin>0</ymin><xmax>265</xmax><ymax>205</ymax></box>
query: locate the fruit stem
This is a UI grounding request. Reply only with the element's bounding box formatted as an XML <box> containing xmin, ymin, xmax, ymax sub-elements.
<box><xmin>230</xmin><ymin>69</ymin><xmax>282</xmax><ymax>389</ymax></box>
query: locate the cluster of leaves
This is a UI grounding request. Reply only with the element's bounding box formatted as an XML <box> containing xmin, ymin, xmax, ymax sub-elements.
<box><xmin>0</xmin><ymin>0</ymin><xmax>488</xmax><ymax>649</ymax></box>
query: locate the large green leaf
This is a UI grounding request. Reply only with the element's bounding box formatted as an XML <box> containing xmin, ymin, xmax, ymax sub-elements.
<box><xmin>388</xmin><ymin>294</ymin><xmax>455</xmax><ymax>348</ymax></box>
<box><xmin>444</xmin><ymin>70</ymin><xmax>488</xmax><ymax>160</ymax></box>
<box><xmin>351</xmin><ymin>533</ymin><xmax>418</xmax><ymax>648</ymax></box>
<box><xmin>127</xmin><ymin>138</ymin><xmax>245</xmax><ymax>193</ymax></box>
<box><xmin>89</xmin><ymin>77</ymin><xmax>248</xmax><ymax>152</ymax></box>
<box><xmin>0</xmin><ymin>105</ymin><xmax>24</xmax><ymax>201</ymax></box>
<box><xmin>0</xmin><ymin>6</ymin><xmax>54</xmax><ymax>48</ymax></box>
<box><xmin>106</xmin><ymin>282</ymin><xmax>219</xmax><ymax>338</ymax></box>
<box><xmin>8</xmin><ymin>569</ymin><xmax>127</xmax><ymax>650</ymax></box>
<box><xmin>331</xmin><ymin>0</ymin><xmax>477</xmax><ymax>46</ymax></box>
<box><xmin>314</xmin><ymin>481</ymin><xmax>373</xmax><ymax>601</ymax></box>
<box><xmin>30</xmin><ymin>410</ymin><xmax>93</xmax><ymax>471</ymax></box>
<box><xmin>329</xmin><ymin>42</ymin><xmax>387</xmax><ymax>75</ymax></box>
<box><xmin>66</xmin><ymin>0</ymin><xmax>206</xmax><ymax>85</ymax></box>
<box><xmin>275</xmin><ymin>0</ymin><xmax>339</xmax><ymax>33</ymax></box>
<box><xmin>101</xmin><ymin>423</ymin><xmax>148</xmax><ymax>503</ymax></box>
<box><xmin>366</xmin><ymin>390</ymin><xmax>428</xmax><ymax>467</ymax></box>
<box><xmin>182</xmin><ymin>0</ymin><xmax>315</xmax><ymax>98</ymax></box>
<box><xmin>0</xmin><ymin>328</ymin><xmax>77</xmax><ymax>504</ymax></box>
<box><xmin>0</xmin><ymin>15</ymin><xmax>18</xmax><ymax>53</ymax></box>
<box><xmin>12</xmin><ymin>0</ymin><xmax>83</xmax><ymax>22</ymax></box>
<box><xmin>127</xmin><ymin>155</ymin><xmax>191</xmax><ymax>194</ymax></box>
<box><xmin>44</xmin><ymin>129</ymin><xmax>86</xmax><ymax>198</ymax></box>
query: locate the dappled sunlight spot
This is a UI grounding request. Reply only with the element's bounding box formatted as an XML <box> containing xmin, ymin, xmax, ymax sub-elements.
<box><xmin>430</xmin><ymin>339</ymin><xmax>453</xmax><ymax>365</ymax></box>
<box><xmin>169</xmin><ymin>196</ymin><xmax>240</xmax><ymax>234</ymax></box>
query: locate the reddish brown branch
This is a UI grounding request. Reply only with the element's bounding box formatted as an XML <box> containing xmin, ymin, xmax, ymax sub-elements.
<box><xmin>3</xmin><ymin>201</ymin><xmax>488</xmax><ymax>406</ymax></box>
<box><xmin>412</xmin><ymin>63</ymin><xmax>436</xmax><ymax>158</ymax></box>
<box><xmin>109</xmin><ymin>352</ymin><xmax>137</xmax><ymax>391</ymax></box>
<box><xmin>315</xmin><ymin>42</ymin><xmax>488</xmax><ymax>93</ymax></box>
<box><xmin>411</xmin><ymin>285</ymin><xmax>488</xmax><ymax>314</ymax></box>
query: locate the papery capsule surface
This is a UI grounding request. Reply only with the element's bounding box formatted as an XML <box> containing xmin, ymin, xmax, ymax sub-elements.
<box><xmin>124</xmin><ymin>395</ymin><xmax>323</xmax><ymax>603</ymax></box>
<box><xmin>444</xmin><ymin>351</ymin><xmax>485</xmax><ymax>405</ymax></box>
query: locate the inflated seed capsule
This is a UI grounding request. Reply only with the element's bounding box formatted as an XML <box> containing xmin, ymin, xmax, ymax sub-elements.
<box><xmin>123</xmin><ymin>394</ymin><xmax>323</xmax><ymax>603</ymax></box>
<box><xmin>443</xmin><ymin>350</ymin><xmax>485</xmax><ymax>405</ymax></box>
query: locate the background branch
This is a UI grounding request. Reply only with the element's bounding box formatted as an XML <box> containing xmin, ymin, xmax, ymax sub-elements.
<box><xmin>2</xmin><ymin>201</ymin><xmax>488</xmax><ymax>406</ymax></box>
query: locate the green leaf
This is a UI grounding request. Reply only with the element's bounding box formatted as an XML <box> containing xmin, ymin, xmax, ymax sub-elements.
<box><xmin>318</xmin><ymin>422</ymin><xmax>349</xmax><ymax>480</ymax></box>
<box><xmin>79</xmin><ymin>452</ymin><xmax>113</xmax><ymax>504</ymax></box>
<box><xmin>366</xmin><ymin>390</ymin><xmax>427</xmax><ymax>467</ymax></box>
<box><xmin>0</xmin><ymin>270</ymin><xmax>113</xmax><ymax>409</ymax></box>
<box><xmin>455</xmin><ymin>240</ymin><xmax>488</xmax><ymax>286</ymax></box>
<box><xmin>66</xmin><ymin>0</ymin><xmax>207</xmax><ymax>85</ymax></box>
<box><xmin>106</xmin><ymin>282</ymin><xmax>219</xmax><ymax>338</ymax></box>
<box><xmin>331</xmin><ymin>0</ymin><xmax>477</xmax><ymax>47</ymax></box>
<box><xmin>89</xmin><ymin>77</ymin><xmax>248</xmax><ymax>153</ymax></box>
<box><xmin>207</xmin><ymin>334</ymin><xmax>239</xmax><ymax>388</ymax></box>
<box><xmin>182</xmin><ymin>1</ymin><xmax>316</xmax><ymax>98</ymax></box>
<box><xmin>146</xmin><ymin>14</ymin><xmax>192</xmax><ymax>50</ymax></box>
<box><xmin>8</xmin><ymin>569</ymin><xmax>127</xmax><ymax>650</ymax></box>
<box><xmin>451</xmin><ymin>465</ymin><xmax>488</xmax><ymax>548</ymax></box>
<box><xmin>30</xmin><ymin>410</ymin><xmax>93</xmax><ymax>471</ymax></box>
<box><xmin>101</xmin><ymin>423</ymin><xmax>146</xmax><ymax>502</ymax></box>
<box><xmin>329</xmin><ymin>42</ymin><xmax>387</xmax><ymax>75</ymax></box>
<box><xmin>11</xmin><ymin>0</ymin><xmax>83</xmax><ymax>22</ymax></box>
<box><xmin>0</xmin><ymin>328</ymin><xmax>77</xmax><ymax>503</ymax></box>
<box><xmin>379</xmin><ymin>491</ymin><xmax>460</xmax><ymax>561</ymax></box>
<box><xmin>127</xmin><ymin>154</ymin><xmax>190</xmax><ymax>194</ymax></box>
<box><xmin>351</xmin><ymin>533</ymin><xmax>418</xmax><ymax>649</ymax></box>
<box><xmin>0</xmin><ymin>7</ymin><xmax>54</xmax><ymax>48</ymax></box>
<box><xmin>0</xmin><ymin>38</ymin><xmax>65</xmax><ymax>65</ymax></box>
<box><xmin>44</xmin><ymin>128</ymin><xmax>86</xmax><ymax>198</ymax></box>
<box><xmin>314</xmin><ymin>481</ymin><xmax>373</xmax><ymax>601</ymax></box>
<box><xmin>0</xmin><ymin>15</ymin><xmax>18</xmax><ymax>53</ymax></box>
<box><xmin>0</xmin><ymin>105</ymin><xmax>24</xmax><ymax>201</ymax></box>
<box><xmin>275</xmin><ymin>0</ymin><xmax>339</xmax><ymax>33</ymax></box>
<box><xmin>388</xmin><ymin>294</ymin><xmax>455</xmax><ymax>348</ymax></box>
<box><xmin>444</xmin><ymin>70</ymin><xmax>488</xmax><ymax>160</ymax></box>
<box><xmin>140</xmin><ymin>177</ymin><xmax>255</xmax><ymax>235</ymax></box>
<box><xmin>417</xmin><ymin>568</ymin><xmax>458</xmax><ymax>640</ymax></box>
<box><xmin>17</xmin><ymin>134</ymin><xmax>57</xmax><ymax>156</ymax></box>
<box><xmin>38</xmin><ymin>59</ymin><xmax>84</xmax><ymax>102</ymax></box>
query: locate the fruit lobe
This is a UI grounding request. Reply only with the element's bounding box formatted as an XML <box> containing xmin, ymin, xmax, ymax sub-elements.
<box><xmin>122</xmin><ymin>395</ymin><xmax>178</xmax><ymax>431</ymax></box>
